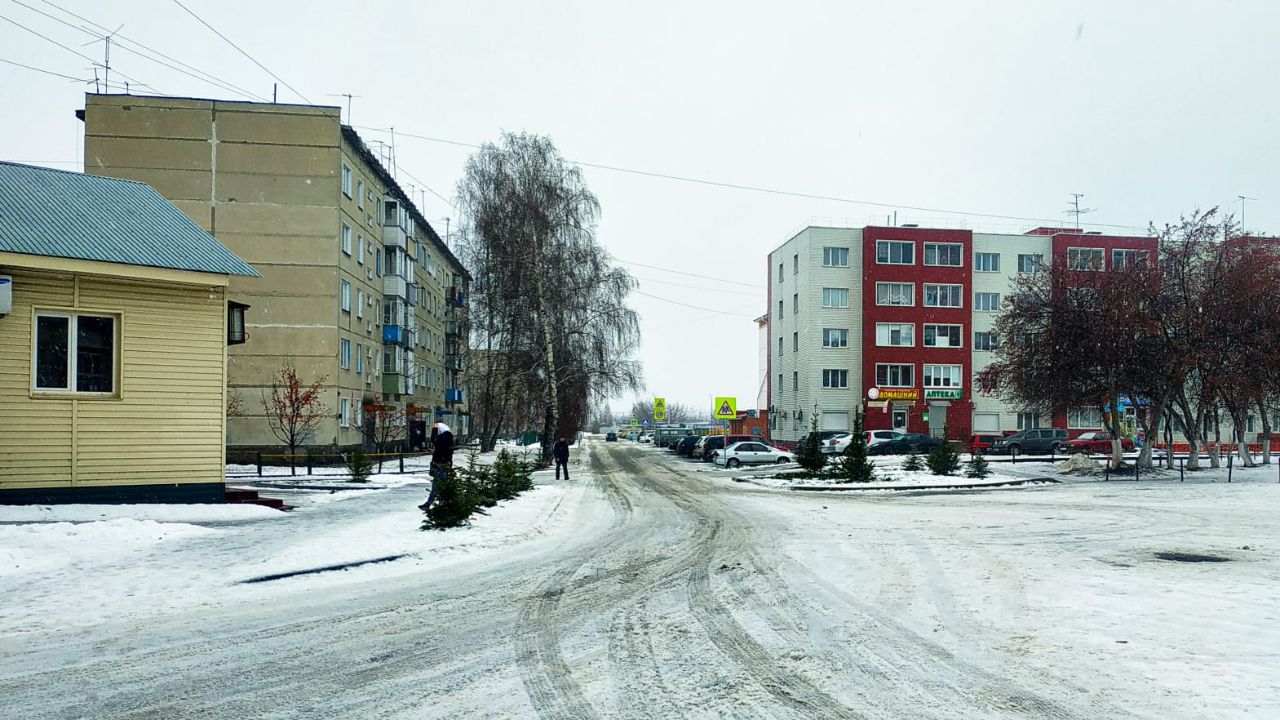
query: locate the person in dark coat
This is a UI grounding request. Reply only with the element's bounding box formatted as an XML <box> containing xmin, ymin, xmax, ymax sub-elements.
<box><xmin>553</xmin><ymin>436</ymin><xmax>571</xmax><ymax>480</ymax></box>
<box><xmin>420</xmin><ymin>422</ymin><xmax>455</xmax><ymax>510</ymax></box>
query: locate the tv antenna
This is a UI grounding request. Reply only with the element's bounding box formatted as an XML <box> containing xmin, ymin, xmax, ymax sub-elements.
<box><xmin>1065</xmin><ymin>193</ymin><xmax>1095</xmax><ymax>229</ymax></box>
<box><xmin>326</xmin><ymin>93</ymin><xmax>361</xmax><ymax>122</ymax></box>
<box><xmin>1237</xmin><ymin>195</ymin><xmax>1258</xmax><ymax>233</ymax></box>
<box><xmin>81</xmin><ymin>24</ymin><xmax>124</xmax><ymax>93</ymax></box>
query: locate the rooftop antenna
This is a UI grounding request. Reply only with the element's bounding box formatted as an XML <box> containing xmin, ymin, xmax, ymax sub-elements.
<box><xmin>82</xmin><ymin>24</ymin><xmax>124</xmax><ymax>94</ymax></box>
<box><xmin>1065</xmin><ymin>192</ymin><xmax>1095</xmax><ymax>229</ymax></box>
<box><xmin>326</xmin><ymin>93</ymin><xmax>361</xmax><ymax>122</ymax></box>
<box><xmin>439</xmin><ymin>217</ymin><xmax>452</xmax><ymax>249</ymax></box>
<box><xmin>1237</xmin><ymin>195</ymin><xmax>1257</xmax><ymax>234</ymax></box>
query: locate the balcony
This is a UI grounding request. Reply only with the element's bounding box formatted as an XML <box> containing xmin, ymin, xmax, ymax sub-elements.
<box><xmin>445</xmin><ymin>388</ymin><xmax>464</xmax><ymax>404</ymax></box>
<box><xmin>382</xmin><ymin>223</ymin><xmax>408</xmax><ymax>251</ymax></box>
<box><xmin>447</xmin><ymin>287</ymin><xmax>468</xmax><ymax>308</ymax></box>
<box><xmin>445</xmin><ymin>319</ymin><xmax>467</xmax><ymax>337</ymax></box>
<box><xmin>445</xmin><ymin>355</ymin><xmax>462</xmax><ymax>371</ymax></box>
<box><xmin>383</xmin><ymin>274</ymin><xmax>407</xmax><ymax>299</ymax></box>
<box><xmin>383</xmin><ymin>325</ymin><xmax>414</xmax><ymax>347</ymax></box>
<box><xmin>382</xmin><ymin>372</ymin><xmax>406</xmax><ymax>396</ymax></box>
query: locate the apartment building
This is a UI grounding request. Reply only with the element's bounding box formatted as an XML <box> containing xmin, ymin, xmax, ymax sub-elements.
<box><xmin>766</xmin><ymin>224</ymin><xmax>1155</xmax><ymax>443</ymax></box>
<box><xmin>80</xmin><ymin>94</ymin><xmax>470</xmax><ymax>451</ymax></box>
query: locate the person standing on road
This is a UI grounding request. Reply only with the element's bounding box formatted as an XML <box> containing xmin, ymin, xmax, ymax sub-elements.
<box><xmin>420</xmin><ymin>422</ymin><xmax>455</xmax><ymax>510</ymax></box>
<box><xmin>553</xmin><ymin>436</ymin><xmax>571</xmax><ymax>480</ymax></box>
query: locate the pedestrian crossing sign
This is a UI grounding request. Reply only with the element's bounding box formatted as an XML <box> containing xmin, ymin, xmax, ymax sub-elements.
<box><xmin>653</xmin><ymin>397</ymin><xmax>667</xmax><ymax>422</ymax></box>
<box><xmin>713</xmin><ymin>396</ymin><xmax>737</xmax><ymax>419</ymax></box>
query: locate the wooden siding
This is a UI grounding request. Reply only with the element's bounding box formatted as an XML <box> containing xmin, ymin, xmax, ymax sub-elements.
<box><xmin>0</xmin><ymin>268</ymin><xmax>227</xmax><ymax>491</ymax></box>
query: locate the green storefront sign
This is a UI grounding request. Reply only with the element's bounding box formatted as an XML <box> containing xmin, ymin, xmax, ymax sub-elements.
<box><xmin>924</xmin><ymin>389</ymin><xmax>964</xmax><ymax>400</ymax></box>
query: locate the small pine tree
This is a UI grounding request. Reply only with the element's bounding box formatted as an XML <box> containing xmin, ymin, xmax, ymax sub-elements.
<box><xmin>421</xmin><ymin>464</ymin><xmax>484</xmax><ymax>529</ymax></box>
<box><xmin>901</xmin><ymin>453</ymin><xmax>924</xmax><ymax>472</ymax></box>
<box><xmin>965</xmin><ymin>451</ymin><xmax>991</xmax><ymax>478</ymax></box>
<box><xmin>831</xmin><ymin>412</ymin><xmax>876</xmax><ymax>483</ymax></box>
<box><xmin>794</xmin><ymin>415</ymin><xmax>827</xmax><ymax>473</ymax></box>
<box><xmin>925</xmin><ymin>428</ymin><xmax>962</xmax><ymax>476</ymax></box>
<box><xmin>346</xmin><ymin>449</ymin><xmax>374</xmax><ymax>483</ymax></box>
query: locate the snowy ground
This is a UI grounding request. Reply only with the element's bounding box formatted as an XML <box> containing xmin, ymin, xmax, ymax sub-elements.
<box><xmin>2</xmin><ymin>440</ymin><xmax>1277</xmax><ymax>718</ymax></box>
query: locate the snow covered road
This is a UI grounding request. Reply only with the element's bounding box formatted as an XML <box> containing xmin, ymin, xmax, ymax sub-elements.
<box><xmin>2</xmin><ymin>440</ymin><xmax>1277</xmax><ymax>718</ymax></box>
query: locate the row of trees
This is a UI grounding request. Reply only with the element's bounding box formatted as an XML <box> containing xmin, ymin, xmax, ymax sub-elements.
<box><xmin>458</xmin><ymin>133</ymin><xmax>643</xmax><ymax>459</ymax></box>
<box><xmin>979</xmin><ymin>210</ymin><xmax>1280</xmax><ymax>470</ymax></box>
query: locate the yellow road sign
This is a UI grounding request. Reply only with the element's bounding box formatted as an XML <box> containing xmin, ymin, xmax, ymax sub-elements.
<box><xmin>713</xmin><ymin>396</ymin><xmax>737</xmax><ymax>420</ymax></box>
<box><xmin>653</xmin><ymin>397</ymin><xmax>667</xmax><ymax>421</ymax></box>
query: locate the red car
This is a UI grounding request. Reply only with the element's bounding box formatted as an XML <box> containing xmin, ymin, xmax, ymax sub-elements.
<box><xmin>1064</xmin><ymin>431</ymin><xmax>1134</xmax><ymax>454</ymax></box>
<box><xmin>969</xmin><ymin>434</ymin><xmax>1006</xmax><ymax>452</ymax></box>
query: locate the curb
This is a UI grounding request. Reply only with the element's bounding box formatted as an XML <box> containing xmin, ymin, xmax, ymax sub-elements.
<box><xmin>787</xmin><ymin>477</ymin><xmax>1060</xmax><ymax>492</ymax></box>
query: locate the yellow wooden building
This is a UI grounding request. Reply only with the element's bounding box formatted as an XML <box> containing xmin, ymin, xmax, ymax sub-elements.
<box><xmin>0</xmin><ymin>161</ymin><xmax>257</xmax><ymax>503</ymax></box>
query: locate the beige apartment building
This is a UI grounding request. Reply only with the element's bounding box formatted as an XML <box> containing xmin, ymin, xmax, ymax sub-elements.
<box><xmin>79</xmin><ymin>93</ymin><xmax>469</xmax><ymax>452</ymax></box>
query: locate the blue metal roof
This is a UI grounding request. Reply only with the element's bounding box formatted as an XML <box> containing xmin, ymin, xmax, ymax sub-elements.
<box><xmin>0</xmin><ymin>161</ymin><xmax>258</xmax><ymax>277</ymax></box>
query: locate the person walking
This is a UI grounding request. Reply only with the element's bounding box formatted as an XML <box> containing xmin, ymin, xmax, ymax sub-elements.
<box><xmin>553</xmin><ymin>436</ymin><xmax>571</xmax><ymax>480</ymax></box>
<box><xmin>420</xmin><ymin>422</ymin><xmax>455</xmax><ymax>510</ymax></box>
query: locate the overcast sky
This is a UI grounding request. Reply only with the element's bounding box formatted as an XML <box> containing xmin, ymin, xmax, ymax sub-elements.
<box><xmin>3</xmin><ymin>1</ymin><xmax>1277</xmax><ymax>416</ymax></box>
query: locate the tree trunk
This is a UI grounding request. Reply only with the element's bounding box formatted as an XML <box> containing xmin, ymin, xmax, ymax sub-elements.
<box><xmin>1106</xmin><ymin>395</ymin><xmax>1124</xmax><ymax>468</ymax></box>
<box><xmin>1138</xmin><ymin>395</ymin><xmax>1167</xmax><ymax>469</ymax></box>
<box><xmin>1208</xmin><ymin>406</ymin><xmax>1222</xmax><ymax>468</ymax></box>
<box><xmin>1230</xmin><ymin>405</ymin><xmax>1255</xmax><ymax>467</ymax></box>
<box><xmin>1257</xmin><ymin>399</ymin><xmax>1272</xmax><ymax>466</ymax></box>
<box><xmin>534</xmin><ymin>266</ymin><xmax>559</xmax><ymax>463</ymax></box>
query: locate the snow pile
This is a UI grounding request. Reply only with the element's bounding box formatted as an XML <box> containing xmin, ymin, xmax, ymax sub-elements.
<box><xmin>1057</xmin><ymin>454</ymin><xmax>1103</xmax><ymax>474</ymax></box>
<box><xmin>0</xmin><ymin>518</ymin><xmax>217</xmax><ymax>577</ymax></box>
<box><xmin>0</xmin><ymin>503</ymin><xmax>283</xmax><ymax>524</ymax></box>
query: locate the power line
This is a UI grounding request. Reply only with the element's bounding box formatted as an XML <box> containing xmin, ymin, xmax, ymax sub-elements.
<box><xmin>0</xmin><ymin>55</ymin><xmax>83</xmax><ymax>81</ymax></box>
<box><xmin>21</xmin><ymin>0</ymin><xmax>270</xmax><ymax>101</ymax></box>
<box><xmin>631</xmin><ymin>274</ymin><xmax>762</xmax><ymax>296</ymax></box>
<box><xmin>616</xmin><ymin>259</ymin><xmax>763</xmax><ymax>289</ymax></box>
<box><xmin>169</xmin><ymin>0</ymin><xmax>309</xmax><ymax>103</ymax></box>
<box><xmin>0</xmin><ymin>11</ymin><xmax>157</xmax><ymax>92</ymax></box>
<box><xmin>632</xmin><ymin>289</ymin><xmax>759</xmax><ymax>318</ymax></box>
<box><xmin>392</xmin><ymin>160</ymin><xmax>457</xmax><ymax>211</ymax></box>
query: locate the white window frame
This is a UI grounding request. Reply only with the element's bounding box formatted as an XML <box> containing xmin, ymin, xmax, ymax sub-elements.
<box><xmin>355</xmin><ymin>344</ymin><xmax>364</xmax><ymax>374</ymax></box>
<box><xmin>974</xmin><ymin>331</ymin><xmax>998</xmax><ymax>351</ymax></box>
<box><xmin>875</xmin><ymin>363</ymin><xmax>914</xmax><ymax>388</ymax></box>
<box><xmin>339</xmin><ymin>397</ymin><xmax>350</xmax><ymax>427</ymax></box>
<box><xmin>1112</xmin><ymin>248</ymin><xmax>1144</xmax><ymax>269</ymax></box>
<box><xmin>923</xmin><ymin>324</ymin><xmax>963</xmax><ymax>348</ymax></box>
<box><xmin>923</xmin><ymin>242</ymin><xmax>963</xmax><ymax>267</ymax></box>
<box><xmin>354</xmin><ymin>400</ymin><xmax>363</xmax><ymax>427</ymax></box>
<box><xmin>340</xmin><ymin>338</ymin><xmax>351</xmax><ymax>369</ymax></box>
<box><xmin>1067</xmin><ymin>247</ymin><xmax>1105</xmax><ymax>271</ymax></box>
<box><xmin>1068</xmin><ymin>407</ymin><xmax>1103</xmax><ymax>428</ymax></box>
<box><xmin>341</xmin><ymin>280</ymin><xmax>352</xmax><ymax>312</ymax></box>
<box><xmin>923</xmin><ymin>364</ymin><xmax>963</xmax><ymax>388</ymax></box>
<box><xmin>341</xmin><ymin>223</ymin><xmax>352</xmax><ymax>255</ymax></box>
<box><xmin>341</xmin><ymin>164</ymin><xmax>353</xmax><ymax>198</ymax></box>
<box><xmin>32</xmin><ymin>311</ymin><xmax>119</xmax><ymax>395</ymax></box>
<box><xmin>1017</xmin><ymin>253</ymin><xmax>1043</xmax><ymax>273</ymax></box>
<box><xmin>822</xmin><ymin>369</ymin><xmax>849</xmax><ymax>389</ymax></box>
<box><xmin>875</xmin><ymin>282</ymin><xmax>914</xmax><ymax>306</ymax></box>
<box><xmin>356</xmin><ymin>179</ymin><xmax>365</xmax><ymax>209</ymax></box>
<box><xmin>356</xmin><ymin>289</ymin><xmax>364</xmax><ymax>319</ymax></box>
<box><xmin>924</xmin><ymin>284</ymin><xmax>964</xmax><ymax>308</ymax></box>
<box><xmin>876</xmin><ymin>240</ymin><xmax>914</xmax><ymax>265</ymax></box>
<box><xmin>821</xmin><ymin>287</ymin><xmax>849</xmax><ymax>308</ymax></box>
<box><xmin>356</xmin><ymin>234</ymin><xmax>364</xmax><ymax>264</ymax></box>
<box><xmin>822</xmin><ymin>328</ymin><xmax>849</xmax><ymax>348</ymax></box>
<box><xmin>822</xmin><ymin>247</ymin><xmax>849</xmax><ymax>267</ymax></box>
<box><xmin>875</xmin><ymin>322</ymin><xmax>914</xmax><ymax>347</ymax></box>
<box><xmin>974</xmin><ymin>292</ymin><xmax>1001</xmax><ymax>312</ymax></box>
<box><xmin>974</xmin><ymin>252</ymin><xmax>1001</xmax><ymax>272</ymax></box>
<box><xmin>1017</xmin><ymin>411</ymin><xmax>1041</xmax><ymax>430</ymax></box>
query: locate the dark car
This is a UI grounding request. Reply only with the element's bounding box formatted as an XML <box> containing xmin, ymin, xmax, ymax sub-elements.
<box><xmin>867</xmin><ymin>433</ymin><xmax>944</xmax><ymax>455</ymax></box>
<box><xmin>605</xmin><ymin>432</ymin><xmax>618</xmax><ymax>442</ymax></box>
<box><xmin>989</xmin><ymin>428</ymin><xmax>1069</xmax><ymax>455</ymax></box>
<box><xmin>676</xmin><ymin>435</ymin><xmax>701</xmax><ymax>456</ymax></box>
<box><xmin>797</xmin><ymin>430</ymin><xmax>845</xmax><ymax>448</ymax></box>
<box><xmin>699</xmin><ymin>434</ymin><xmax>756</xmax><ymax>462</ymax></box>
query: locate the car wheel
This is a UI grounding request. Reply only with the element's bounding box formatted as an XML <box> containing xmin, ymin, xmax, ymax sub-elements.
<box><xmin>727</xmin><ymin>458</ymin><xmax>740</xmax><ymax>468</ymax></box>
<box><xmin>1007</xmin><ymin>444</ymin><xmax>1022</xmax><ymax>455</ymax></box>
<box><xmin>1052</xmin><ymin>443</ymin><xmax>1069</xmax><ymax>454</ymax></box>
<box><xmin>776</xmin><ymin>456</ymin><xmax>790</xmax><ymax>464</ymax></box>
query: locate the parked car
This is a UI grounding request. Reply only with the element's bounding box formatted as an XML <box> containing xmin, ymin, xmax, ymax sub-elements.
<box><xmin>700</xmin><ymin>435</ymin><xmax>756</xmax><ymax>462</ymax></box>
<box><xmin>676</xmin><ymin>436</ymin><xmax>700</xmax><ymax>456</ymax></box>
<box><xmin>969</xmin><ymin>433</ymin><xmax>1006</xmax><ymax>452</ymax></box>
<box><xmin>824</xmin><ymin>430</ymin><xmax>906</xmax><ymax>454</ymax></box>
<box><xmin>715</xmin><ymin>441</ymin><xmax>794</xmax><ymax>467</ymax></box>
<box><xmin>798</xmin><ymin>430</ymin><xmax>846</xmax><ymax>449</ymax></box>
<box><xmin>866</xmin><ymin>433</ymin><xmax>944</xmax><ymax>455</ymax></box>
<box><xmin>1064</xmin><ymin>431</ymin><xmax>1134</xmax><ymax>454</ymax></box>
<box><xmin>605</xmin><ymin>432</ymin><xmax>618</xmax><ymax>442</ymax></box>
<box><xmin>821</xmin><ymin>433</ymin><xmax>853</xmax><ymax>455</ymax></box>
<box><xmin>988</xmin><ymin>428</ymin><xmax>1069</xmax><ymax>455</ymax></box>
<box><xmin>638</xmin><ymin>433</ymin><xmax>652</xmax><ymax>444</ymax></box>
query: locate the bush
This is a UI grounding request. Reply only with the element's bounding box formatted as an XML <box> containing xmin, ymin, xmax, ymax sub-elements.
<box><xmin>926</xmin><ymin>436</ymin><xmax>962</xmax><ymax>476</ymax></box>
<box><xmin>420</xmin><ymin>450</ymin><xmax>536</xmax><ymax>530</ymax></box>
<box><xmin>794</xmin><ymin>416</ymin><xmax>827</xmax><ymax>473</ymax></box>
<box><xmin>965</xmin><ymin>451</ymin><xmax>991</xmax><ymax>479</ymax></box>
<box><xmin>901</xmin><ymin>453</ymin><xmax>924</xmax><ymax>472</ymax></box>
<box><xmin>346</xmin><ymin>449</ymin><xmax>374</xmax><ymax>483</ymax></box>
<box><xmin>421</xmin><ymin>465</ymin><xmax>484</xmax><ymax>529</ymax></box>
<box><xmin>829</xmin><ymin>412</ymin><xmax>875</xmax><ymax>483</ymax></box>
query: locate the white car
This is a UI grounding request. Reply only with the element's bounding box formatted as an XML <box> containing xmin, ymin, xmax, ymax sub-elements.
<box><xmin>715</xmin><ymin>441</ymin><xmax>794</xmax><ymax>468</ymax></box>
<box><xmin>638</xmin><ymin>434</ymin><xmax>652</xmax><ymax>444</ymax></box>
<box><xmin>824</xmin><ymin>430</ymin><xmax>906</xmax><ymax>454</ymax></box>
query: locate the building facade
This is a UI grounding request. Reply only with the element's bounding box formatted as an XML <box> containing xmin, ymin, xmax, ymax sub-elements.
<box><xmin>766</xmin><ymin>224</ymin><xmax>1158</xmax><ymax>443</ymax></box>
<box><xmin>0</xmin><ymin>161</ymin><xmax>257</xmax><ymax>503</ymax></box>
<box><xmin>80</xmin><ymin>94</ymin><xmax>470</xmax><ymax>451</ymax></box>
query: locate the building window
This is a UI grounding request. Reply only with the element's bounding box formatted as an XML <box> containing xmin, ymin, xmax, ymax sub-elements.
<box><xmin>355</xmin><ymin>344</ymin><xmax>364</xmax><ymax>374</ymax></box>
<box><xmin>340</xmin><ymin>338</ymin><xmax>351</xmax><ymax>369</ymax></box>
<box><xmin>974</xmin><ymin>292</ymin><xmax>1001</xmax><ymax>312</ymax></box>
<box><xmin>1067</xmin><ymin>247</ymin><xmax>1104</xmax><ymax>271</ymax></box>
<box><xmin>356</xmin><ymin>179</ymin><xmax>365</xmax><ymax>209</ymax></box>
<box><xmin>923</xmin><ymin>324</ymin><xmax>963</xmax><ymax>347</ymax></box>
<box><xmin>1113</xmin><ymin>248</ymin><xmax>1145</xmax><ymax>269</ymax></box>
<box><xmin>822</xmin><ymin>328</ymin><xmax>849</xmax><ymax>348</ymax></box>
<box><xmin>778</xmin><ymin>299</ymin><xmax>784</xmax><ymax>319</ymax></box>
<box><xmin>354</xmin><ymin>400</ymin><xmax>363</xmax><ymax>427</ymax></box>
<box><xmin>778</xmin><ymin>262</ymin><xmax>784</xmax><ymax>283</ymax></box>
<box><xmin>778</xmin><ymin>373</ymin><xmax>783</xmax><ymax>395</ymax></box>
<box><xmin>822</xmin><ymin>369</ymin><xmax>849</xmax><ymax>388</ymax></box>
<box><xmin>823</xmin><ymin>247</ymin><xmax>849</xmax><ymax>267</ymax></box>
<box><xmin>875</xmin><ymin>282</ymin><xmax>914</xmax><ymax>306</ymax></box>
<box><xmin>340</xmin><ymin>397</ymin><xmax>350</xmax><ymax>427</ymax></box>
<box><xmin>375</xmin><ymin>249</ymin><xmax>383</xmax><ymax>277</ymax></box>
<box><xmin>792</xmin><ymin>371</ymin><xmax>798</xmax><ymax>391</ymax></box>
<box><xmin>974</xmin><ymin>252</ymin><xmax>1001</xmax><ymax>272</ymax></box>
<box><xmin>341</xmin><ymin>223</ymin><xmax>352</xmax><ymax>255</ymax></box>
<box><xmin>974</xmin><ymin>331</ymin><xmax>998</xmax><ymax>351</ymax></box>
<box><xmin>1017</xmin><ymin>411</ymin><xmax>1040</xmax><ymax>430</ymax></box>
<box><xmin>1068</xmin><ymin>407</ymin><xmax>1102</xmax><ymax>428</ymax></box>
<box><xmin>356</xmin><ymin>289</ymin><xmax>365</xmax><ymax>318</ymax></box>
<box><xmin>876</xmin><ymin>240</ymin><xmax>914</xmax><ymax>265</ymax></box>
<box><xmin>356</xmin><ymin>234</ymin><xmax>364</xmax><ymax>264</ymax></box>
<box><xmin>793</xmin><ymin>253</ymin><xmax>799</xmax><ymax>274</ymax></box>
<box><xmin>875</xmin><ymin>322</ymin><xmax>914</xmax><ymax>347</ymax></box>
<box><xmin>33</xmin><ymin>313</ymin><xmax>116</xmax><ymax>394</ymax></box>
<box><xmin>924</xmin><ymin>243</ymin><xmax>963</xmax><ymax>267</ymax></box>
<box><xmin>778</xmin><ymin>336</ymin><xmax>783</xmax><ymax>356</ymax></box>
<box><xmin>923</xmin><ymin>364</ymin><xmax>963</xmax><ymax>388</ymax></box>
<box><xmin>793</xmin><ymin>292</ymin><xmax>798</xmax><ymax>314</ymax></box>
<box><xmin>341</xmin><ymin>164</ymin><xmax>352</xmax><ymax>198</ymax></box>
<box><xmin>793</xmin><ymin>332</ymin><xmax>798</xmax><ymax>351</ymax></box>
<box><xmin>875</xmin><ymin>363</ymin><xmax>914</xmax><ymax>388</ymax></box>
<box><xmin>822</xmin><ymin>287</ymin><xmax>849</xmax><ymax>308</ymax></box>
<box><xmin>1017</xmin><ymin>253</ymin><xmax>1043</xmax><ymax>273</ymax></box>
<box><xmin>341</xmin><ymin>280</ymin><xmax>351</xmax><ymax>312</ymax></box>
<box><xmin>1246</xmin><ymin>414</ymin><xmax>1256</xmax><ymax>433</ymax></box>
<box><xmin>924</xmin><ymin>284</ymin><xmax>964</xmax><ymax>308</ymax></box>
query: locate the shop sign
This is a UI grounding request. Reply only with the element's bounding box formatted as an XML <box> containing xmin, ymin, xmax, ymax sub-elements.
<box><xmin>924</xmin><ymin>389</ymin><xmax>963</xmax><ymax>400</ymax></box>
<box><xmin>876</xmin><ymin>388</ymin><xmax>919</xmax><ymax>401</ymax></box>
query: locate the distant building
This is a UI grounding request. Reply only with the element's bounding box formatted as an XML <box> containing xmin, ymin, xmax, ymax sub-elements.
<box><xmin>79</xmin><ymin>94</ymin><xmax>470</xmax><ymax>451</ymax></box>
<box><xmin>766</xmin><ymin>224</ymin><xmax>1157</xmax><ymax>442</ymax></box>
<box><xmin>0</xmin><ymin>161</ymin><xmax>257</xmax><ymax>503</ymax></box>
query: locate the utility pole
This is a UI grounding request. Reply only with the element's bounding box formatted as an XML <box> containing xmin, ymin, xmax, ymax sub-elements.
<box><xmin>1238</xmin><ymin>195</ymin><xmax>1257</xmax><ymax>234</ymax></box>
<box><xmin>1065</xmin><ymin>193</ymin><xmax>1095</xmax><ymax>229</ymax></box>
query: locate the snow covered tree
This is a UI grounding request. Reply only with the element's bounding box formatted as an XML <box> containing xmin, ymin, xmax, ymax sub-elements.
<box><xmin>830</xmin><ymin>412</ymin><xmax>875</xmax><ymax>483</ymax></box>
<box><xmin>965</xmin><ymin>452</ymin><xmax>991</xmax><ymax>479</ymax></box>
<box><xmin>794</xmin><ymin>415</ymin><xmax>827</xmax><ymax>472</ymax></box>
<box><xmin>926</xmin><ymin>432</ymin><xmax>962</xmax><ymax>476</ymax></box>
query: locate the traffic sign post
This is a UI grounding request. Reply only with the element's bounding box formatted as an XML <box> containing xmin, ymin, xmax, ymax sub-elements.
<box><xmin>653</xmin><ymin>397</ymin><xmax>667</xmax><ymax>422</ymax></box>
<box><xmin>713</xmin><ymin>396</ymin><xmax>737</xmax><ymax>420</ymax></box>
